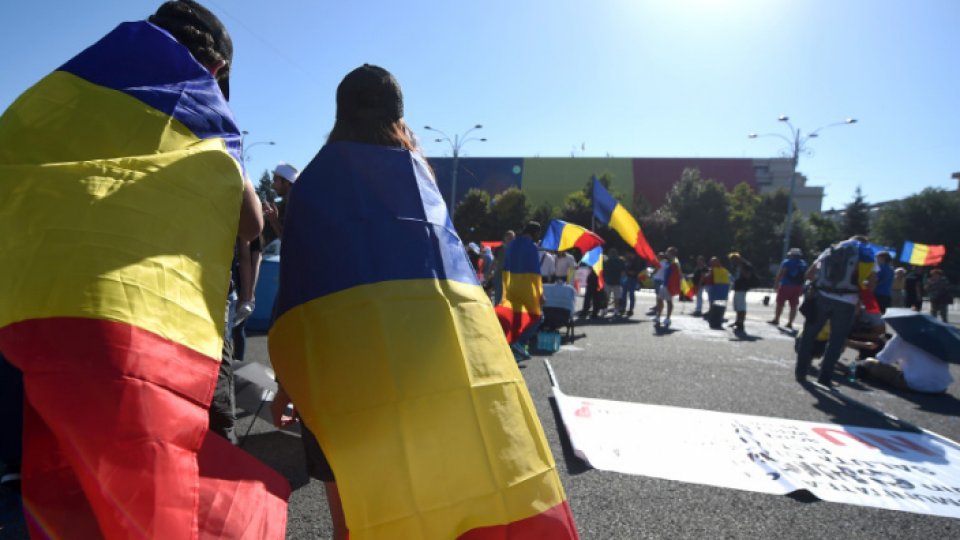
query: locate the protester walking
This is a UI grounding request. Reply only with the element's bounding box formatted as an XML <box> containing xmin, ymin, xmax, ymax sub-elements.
<box><xmin>874</xmin><ymin>251</ymin><xmax>894</xmax><ymax>313</ymax></box>
<box><xmin>795</xmin><ymin>236</ymin><xmax>878</xmax><ymax>387</ymax></box>
<box><xmin>728</xmin><ymin>252</ymin><xmax>755</xmax><ymax>332</ymax></box>
<box><xmin>691</xmin><ymin>255</ymin><xmax>709</xmax><ymax>316</ymax></box>
<box><xmin>904</xmin><ymin>266</ymin><xmax>924</xmax><ymax>311</ymax></box>
<box><xmin>925</xmin><ymin>269</ymin><xmax>952</xmax><ymax>322</ymax></box>
<box><xmin>769</xmin><ymin>248</ymin><xmax>807</xmax><ymax>329</ymax></box>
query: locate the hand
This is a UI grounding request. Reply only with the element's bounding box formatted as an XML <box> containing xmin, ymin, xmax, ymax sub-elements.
<box><xmin>262</xmin><ymin>201</ymin><xmax>279</xmax><ymax>223</ymax></box>
<box><xmin>271</xmin><ymin>384</ymin><xmax>298</xmax><ymax>428</ymax></box>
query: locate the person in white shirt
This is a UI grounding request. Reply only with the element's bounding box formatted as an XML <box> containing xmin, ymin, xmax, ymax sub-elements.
<box><xmin>857</xmin><ymin>335</ymin><xmax>954</xmax><ymax>393</ymax></box>
<box><xmin>539</xmin><ymin>249</ymin><xmax>556</xmax><ymax>284</ymax></box>
<box><xmin>554</xmin><ymin>250</ymin><xmax>577</xmax><ymax>284</ymax></box>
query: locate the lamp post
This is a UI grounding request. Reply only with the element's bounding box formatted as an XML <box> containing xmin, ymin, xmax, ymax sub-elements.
<box><xmin>749</xmin><ymin>116</ymin><xmax>857</xmax><ymax>261</ymax></box>
<box><xmin>239</xmin><ymin>130</ymin><xmax>275</xmax><ymax>163</ymax></box>
<box><xmin>423</xmin><ymin>124</ymin><xmax>486</xmax><ymax>208</ymax></box>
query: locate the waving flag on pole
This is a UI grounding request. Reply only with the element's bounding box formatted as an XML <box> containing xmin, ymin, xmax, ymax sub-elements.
<box><xmin>901</xmin><ymin>242</ymin><xmax>946</xmax><ymax>267</ymax></box>
<box><xmin>592</xmin><ymin>177</ymin><xmax>659</xmax><ymax>266</ymax></box>
<box><xmin>541</xmin><ymin>219</ymin><xmax>605</xmax><ymax>254</ymax></box>
<box><xmin>581</xmin><ymin>246</ymin><xmax>606</xmax><ymax>290</ymax></box>
<box><xmin>0</xmin><ymin>21</ymin><xmax>289</xmax><ymax>538</ymax></box>
<box><xmin>269</xmin><ymin>142</ymin><xmax>577</xmax><ymax>539</ymax></box>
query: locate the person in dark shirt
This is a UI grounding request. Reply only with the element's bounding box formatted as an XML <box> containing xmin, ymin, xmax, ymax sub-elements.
<box><xmin>904</xmin><ymin>266</ymin><xmax>924</xmax><ymax>311</ymax></box>
<box><xmin>729</xmin><ymin>252</ymin><xmax>755</xmax><ymax>332</ymax></box>
<box><xmin>603</xmin><ymin>249</ymin><xmax>626</xmax><ymax>317</ymax></box>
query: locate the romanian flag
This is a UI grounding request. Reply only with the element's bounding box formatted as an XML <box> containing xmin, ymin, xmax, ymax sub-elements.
<box><xmin>581</xmin><ymin>246</ymin><xmax>605</xmax><ymax>290</ymax></box>
<box><xmin>268</xmin><ymin>142</ymin><xmax>577</xmax><ymax>539</ymax></box>
<box><xmin>496</xmin><ymin>235</ymin><xmax>545</xmax><ymax>343</ymax></box>
<box><xmin>0</xmin><ymin>22</ymin><xmax>289</xmax><ymax>538</ymax></box>
<box><xmin>541</xmin><ymin>219</ymin><xmax>604</xmax><ymax>254</ymax></box>
<box><xmin>901</xmin><ymin>241</ymin><xmax>946</xmax><ymax>267</ymax></box>
<box><xmin>592</xmin><ymin>177</ymin><xmax>658</xmax><ymax>266</ymax></box>
<box><xmin>665</xmin><ymin>259</ymin><xmax>688</xmax><ymax>297</ymax></box>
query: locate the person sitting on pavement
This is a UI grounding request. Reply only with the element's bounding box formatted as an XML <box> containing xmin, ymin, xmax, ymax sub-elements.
<box><xmin>855</xmin><ymin>335</ymin><xmax>954</xmax><ymax>394</ymax></box>
<box><xmin>769</xmin><ymin>247</ymin><xmax>807</xmax><ymax>329</ymax></box>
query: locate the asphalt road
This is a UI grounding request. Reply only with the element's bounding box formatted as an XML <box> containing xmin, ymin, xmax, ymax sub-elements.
<box><xmin>2</xmin><ymin>291</ymin><xmax>958</xmax><ymax>539</ymax></box>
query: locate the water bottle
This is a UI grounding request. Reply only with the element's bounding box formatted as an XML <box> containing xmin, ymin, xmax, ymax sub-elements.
<box><xmin>846</xmin><ymin>361</ymin><xmax>859</xmax><ymax>384</ymax></box>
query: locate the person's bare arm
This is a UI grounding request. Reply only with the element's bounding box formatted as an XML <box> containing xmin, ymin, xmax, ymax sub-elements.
<box><xmin>773</xmin><ymin>267</ymin><xmax>786</xmax><ymax>290</ymax></box>
<box><xmin>238</xmin><ymin>179</ymin><xmax>263</xmax><ymax>242</ymax></box>
<box><xmin>237</xmin><ymin>239</ymin><xmax>254</xmax><ymax>302</ymax></box>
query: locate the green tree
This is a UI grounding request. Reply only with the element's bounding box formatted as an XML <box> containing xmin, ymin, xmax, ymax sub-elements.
<box><xmin>873</xmin><ymin>188</ymin><xmax>960</xmax><ymax>279</ymax></box>
<box><xmin>530</xmin><ymin>202</ymin><xmax>559</xmax><ymax>231</ymax></box>
<box><xmin>658</xmin><ymin>168</ymin><xmax>733</xmax><ymax>263</ymax></box>
<box><xmin>487</xmin><ymin>187</ymin><xmax>530</xmax><ymax>239</ymax></box>
<box><xmin>453</xmin><ymin>188</ymin><xmax>492</xmax><ymax>242</ymax></box>
<box><xmin>805</xmin><ymin>212</ymin><xmax>841</xmax><ymax>253</ymax></box>
<box><xmin>842</xmin><ymin>186</ymin><xmax>871</xmax><ymax>238</ymax></box>
<box><xmin>255</xmin><ymin>169</ymin><xmax>275</xmax><ymax>202</ymax></box>
<box><xmin>559</xmin><ymin>191</ymin><xmax>592</xmax><ymax>229</ymax></box>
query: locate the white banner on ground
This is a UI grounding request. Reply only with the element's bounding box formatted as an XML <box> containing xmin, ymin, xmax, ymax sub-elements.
<box><xmin>550</xmin><ymin>371</ymin><xmax>960</xmax><ymax>519</ymax></box>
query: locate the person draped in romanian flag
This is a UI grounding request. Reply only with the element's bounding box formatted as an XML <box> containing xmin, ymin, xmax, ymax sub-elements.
<box><xmin>268</xmin><ymin>65</ymin><xmax>578</xmax><ymax>540</ymax></box>
<box><xmin>0</xmin><ymin>1</ymin><xmax>291</xmax><ymax>537</ymax></box>
<box><xmin>497</xmin><ymin>221</ymin><xmax>546</xmax><ymax>360</ymax></box>
<box><xmin>654</xmin><ymin>246</ymin><xmax>682</xmax><ymax>328</ymax></box>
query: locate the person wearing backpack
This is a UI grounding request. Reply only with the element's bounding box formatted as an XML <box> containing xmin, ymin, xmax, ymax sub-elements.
<box><xmin>795</xmin><ymin>235</ymin><xmax>878</xmax><ymax>387</ymax></box>
<box><xmin>769</xmin><ymin>247</ymin><xmax>808</xmax><ymax>329</ymax></box>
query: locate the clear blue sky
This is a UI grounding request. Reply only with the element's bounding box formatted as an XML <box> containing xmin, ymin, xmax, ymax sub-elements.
<box><xmin>3</xmin><ymin>0</ymin><xmax>958</xmax><ymax>210</ymax></box>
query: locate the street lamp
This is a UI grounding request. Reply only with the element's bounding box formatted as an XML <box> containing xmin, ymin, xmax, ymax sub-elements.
<box><xmin>749</xmin><ymin>116</ymin><xmax>857</xmax><ymax>261</ymax></box>
<box><xmin>423</xmin><ymin>124</ymin><xmax>486</xmax><ymax>207</ymax></box>
<box><xmin>239</xmin><ymin>130</ymin><xmax>275</xmax><ymax>163</ymax></box>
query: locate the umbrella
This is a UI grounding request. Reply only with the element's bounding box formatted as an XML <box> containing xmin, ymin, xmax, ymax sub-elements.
<box><xmin>882</xmin><ymin>308</ymin><xmax>960</xmax><ymax>364</ymax></box>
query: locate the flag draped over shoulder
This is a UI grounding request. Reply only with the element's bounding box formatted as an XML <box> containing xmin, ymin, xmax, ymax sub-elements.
<box><xmin>496</xmin><ymin>235</ymin><xmax>545</xmax><ymax>343</ymax></box>
<box><xmin>0</xmin><ymin>21</ymin><xmax>288</xmax><ymax>539</ymax></box>
<box><xmin>901</xmin><ymin>241</ymin><xmax>945</xmax><ymax>267</ymax></box>
<box><xmin>582</xmin><ymin>247</ymin><xmax>605</xmax><ymax>290</ymax></box>
<box><xmin>541</xmin><ymin>219</ymin><xmax>604</xmax><ymax>254</ymax></box>
<box><xmin>591</xmin><ymin>177</ymin><xmax>658</xmax><ymax>266</ymax></box>
<box><xmin>268</xmin><ymin>142</ymin><xmax>577</xmax><ymax>540</ymax></box>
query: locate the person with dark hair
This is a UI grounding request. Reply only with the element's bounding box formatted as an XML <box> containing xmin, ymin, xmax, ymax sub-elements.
<box><xmin>690</xmin><ymin>255</ymin><xmax>708</xmax><ymax>316</ymax></box>
<box><xmin>925</xmin><ymin>268</ymin><xmax>952</xmax><ymax>322</ymax></box>
<box><xmin>795</xmin><ymin>236</ymin><xmax>878</xmax><ymax>387</ymax></box>
<box><xmin>0</xmin><ymin>2</ymin><xmax>289</xmax><ymax>537</ymax></box>
<box><xmin>769</xmin><ymin>248</ymin><xmax>807</xmax><ymax>328</ymax></box>
<box><xmin>873</xmin><ymin>251</ymin><xmax>894</xmax><ymax>313</ymax></box>
<box><xmin>267</xmin><ymin>66</ymin><xmax>576</xmax><ymax>540</ymax></box>
<box><xmin>904</xmin><ymin>265</ymin><xmax>924</xmax><ymax>311</ymax></box>
<box><xmin>728</xmin><ymin>252</ymin><xmax>755</xmax><ymax>332</ymax></box>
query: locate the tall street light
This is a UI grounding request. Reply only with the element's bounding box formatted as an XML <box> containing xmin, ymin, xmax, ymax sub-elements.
<box><xmin>749</xmin><ymin>116</ymin><xmax>857</xmax><ymax>261</ymax></box>
<box><xmin>240</xmin><ymin>130</ymin><xmax>275</xmax><ymax>163</ymax></box>
<box><xmin>423</xmin><ymin>124</ymin><xmax>486</xmax><ymax>208</ymax></box>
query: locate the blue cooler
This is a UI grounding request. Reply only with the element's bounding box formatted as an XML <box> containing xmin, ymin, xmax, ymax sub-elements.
<box><xmin>247</xmin><ymin>254</ymin><xmax>279</xmax><ymax>332</ymax></box>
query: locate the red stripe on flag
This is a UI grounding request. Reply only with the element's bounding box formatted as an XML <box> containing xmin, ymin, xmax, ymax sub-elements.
<box><xmin>924</xmin><ymin>244</ymin><xmax>946</xmax><ymax>266</ymax></box>
<box><xmin>0</xmin><ymin>317</ymin><xmax>289</xmax><ymax>539</ymax></box>
<box><xmin>494</xmin><ymin>306</ymin><xmax>537</xmax><ymax>344</ymax></box>
<box><xmin>458</xmin><ymin>501</ymin><xmax>579</xmax><ymax>539</ymax></box>
<box><xmin>571</xmin><ymin>232</ymin><xmax>603</xmax><ymax>254</ymax></box>
<box><xmin>634</xmin><ymin>229</ymin><xmax>659</xmax><ymax>267</ymax></box>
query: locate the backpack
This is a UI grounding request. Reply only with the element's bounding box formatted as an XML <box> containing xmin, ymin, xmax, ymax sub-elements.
<box><xmin>815</xmin><ymin>242</ymin><xmax>860</xmax><ymax>293</ymax></box>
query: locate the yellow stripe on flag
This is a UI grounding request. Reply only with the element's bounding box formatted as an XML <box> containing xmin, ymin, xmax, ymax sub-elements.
<box><xmin>0</xmin><ymin>73</ymin><xmax>242</xmax><ymax>359</ymax></box>
<box><xmin>609</xmin><ymin>204</ymin><xmax>640</xmax><ymax>246</ymax></box>
<box><xmin>269</xmin><ymin>279</ymin><xmax>566</xmax><ymax>538</ymax></box>
<box><xmin>909</xmin><ymin>244</ymin><xmax>929</xmax><ymax>266</ymax></box>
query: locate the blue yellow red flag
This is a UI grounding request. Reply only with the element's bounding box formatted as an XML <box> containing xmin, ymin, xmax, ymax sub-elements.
<box><xmin>901</xmin><ymin>241</ymin><xmax>946</xmax><ymax>267</ymax></box>
<box><xmin>269</xmin><ymin>142</ymin><xmax>577</xmax><ymax>539</ymax></box>
<box><xmin>541</xmin><ymin>219</ymin><xmax>605</xmax><ymax>254</ymax></box>
<box><xmin>592</xmin><ymin>177</ymin><xmax>659</xmax><ymax>266</ymax></box>
<box><xmin>496</xmin><ymin>235</ymin><xmax>545</xmax><ymax>343</ymax></box>
<box><xmin>0</xmin><ymin>21</ymin><xmax>288</xmax><ymax>538</ymax></box>
<box><xmin>581</xmin><ymin>246</ymin><xmax>606</xmax><ymax>290</ymax></box>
